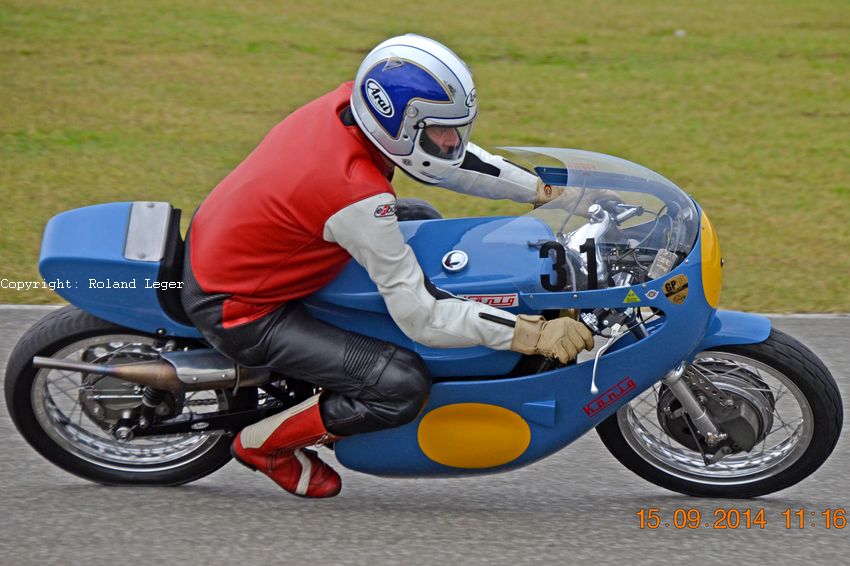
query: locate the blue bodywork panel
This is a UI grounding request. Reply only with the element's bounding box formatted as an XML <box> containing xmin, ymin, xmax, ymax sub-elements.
<box><xmin>334</xmin><ymin>256</ymin><xmax>712</xmax><ymax>476</ymax></box>
<box><xmin>39</xmin><ymin>203</ymin><xmax>200</xmax><ymax>337</ymax></box>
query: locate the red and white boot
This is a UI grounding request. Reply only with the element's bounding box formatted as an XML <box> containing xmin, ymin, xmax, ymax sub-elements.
<box><xmin>231</xmin><ymin>394</ymin><xmax>342</xmax><ymax>498</ymax></box>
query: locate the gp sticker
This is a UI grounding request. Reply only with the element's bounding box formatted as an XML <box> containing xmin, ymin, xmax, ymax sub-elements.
<box><xmin>663</xmin><ymin>274</ymin><xmax>689</xmax><ymax>305</ymax></box>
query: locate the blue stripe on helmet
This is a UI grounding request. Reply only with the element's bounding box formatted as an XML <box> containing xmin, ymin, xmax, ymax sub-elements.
<box><xmin>362</xmin><ymin>60</ymin><xmax>452</xmax><ymax>138</ymax></box>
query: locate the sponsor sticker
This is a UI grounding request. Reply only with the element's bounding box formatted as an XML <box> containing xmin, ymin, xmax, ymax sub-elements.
<box><xmin>584</xmin><ymin>377</ymin><xmax>637</xmax><ymax>417</ymax></box>
<box><xmin>459</xmin><ymin>293</ymin><xmax>518</xmax><ymax>308</ymax></box>
<box><xmin>374</xmin><ymin>203</ymin><xmax>396</xmax><ymax>218</ymax></box>
<box><xmin>645</xmin><ymin>290</ymin><xmax>659</xmax><ymax>300</ymax></box>
<box><xmin>623</xmin><ymin>289</ymin><xmax>642</xmax><ymax>304</ymax></box>
<box><xmin>663</xmin><ymin>274</ymin><xmax>689</xmax><ymax>305</ymax></box>
<box><xmin>465</xmin><ymin>88</ymin><xmax>477</xmax><ymax>107</ymax></box>
<box><xmin>365</xmin><ymin>78</ymin><xmax>394</xmax><ymax>118</ymax></box>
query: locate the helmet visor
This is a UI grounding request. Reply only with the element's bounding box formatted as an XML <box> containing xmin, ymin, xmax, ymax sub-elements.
<box><xmin>419</xmin><ymin>122</ymin><xmax>474</xmax><ymax>161</ymax></box>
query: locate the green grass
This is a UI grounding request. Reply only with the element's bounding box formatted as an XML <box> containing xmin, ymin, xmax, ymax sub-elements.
<box><xmin>2</xmin><ymin>0</ymin><xmax>848</xmax><ymax>311</ymax></box>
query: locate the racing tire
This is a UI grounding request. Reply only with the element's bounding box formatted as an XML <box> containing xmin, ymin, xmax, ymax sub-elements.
<box><xmin>4</xmin><ymin>306</ymin><xmax>256</xmax><ymax>486</ymax></box>
<box><xmin>596</xmin><ymin>329</ymin><xmax>842</xmax><ymax>498</ymax></box>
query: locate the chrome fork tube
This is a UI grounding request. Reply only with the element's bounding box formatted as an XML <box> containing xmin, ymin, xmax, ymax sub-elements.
<box><xmin>662</xmin><ymin>363</ymin><xmax>722</xmax><ymax>439</ymax></box>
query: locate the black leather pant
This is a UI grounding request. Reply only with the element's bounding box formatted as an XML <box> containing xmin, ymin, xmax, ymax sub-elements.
<box><xmin>180</xmin><ymin>245</ymin><xmax>432</xmax><ymax>436</ymax></box>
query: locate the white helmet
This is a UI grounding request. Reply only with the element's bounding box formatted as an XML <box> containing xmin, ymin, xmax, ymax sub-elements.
<box><xmin>351</xmin><ymin>34</ymin><xmax>477</xmax><ymax>184</ymax></box>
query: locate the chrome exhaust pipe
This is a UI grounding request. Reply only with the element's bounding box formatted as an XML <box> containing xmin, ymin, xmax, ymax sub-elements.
<box><xmin>32</xmin><ymin>349</ymin><xmax>271</xmax><ymax>392</ymax></box>
<box><xmin>32</xmin><ymin>357</ymin><xmax>183</xmax><ymax>391</ymax></box>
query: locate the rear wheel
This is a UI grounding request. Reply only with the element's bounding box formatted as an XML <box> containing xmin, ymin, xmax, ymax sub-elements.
<box><xmin>596</xmin><ymin>329</ymin><xmax>842</xmax><ymax>497</ymax></box>
<box><xmin>5</xmin><ymin>306</ymin><xmax>255</xmax><ymax>485</ymax></box>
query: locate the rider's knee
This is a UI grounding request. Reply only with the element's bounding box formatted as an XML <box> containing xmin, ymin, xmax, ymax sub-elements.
<box><xmin>372</xmin><ymin>347</ymin><xmax>431</xmax><ymax>427</ymax></box>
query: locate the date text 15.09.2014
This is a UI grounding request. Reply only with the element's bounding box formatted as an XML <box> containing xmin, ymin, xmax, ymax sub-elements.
<box><xmin>636</xmin><ymin>507</ymin><xmax>847</xmax><ymax>529</ymax></box>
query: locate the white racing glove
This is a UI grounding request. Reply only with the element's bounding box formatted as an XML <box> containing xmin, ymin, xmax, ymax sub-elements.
<box><xmin>510</xmin><ymin>314</ymin><xmax>595</xmax><ymax>363</ymax></box>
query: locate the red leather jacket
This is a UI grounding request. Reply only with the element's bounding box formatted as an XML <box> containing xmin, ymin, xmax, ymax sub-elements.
<box><xmin>189</xmin><ymin>82</ymin><xmax>394</xmax><ymax>327</ymax></box>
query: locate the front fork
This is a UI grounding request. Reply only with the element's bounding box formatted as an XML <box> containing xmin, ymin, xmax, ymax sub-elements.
<box><xmin>662</xmin><ymin>364</ymin><xmax>723</xmax><ymax>442</ymax></box>
<box><xmin>662</xmin><ymin>363</ymin><xmax>739</xmax><ymax>464</ymax></box>
<box><xmin>585</xmin><ymin>308</ymin><xmax>732</xmax><ymax>464</ymax></box>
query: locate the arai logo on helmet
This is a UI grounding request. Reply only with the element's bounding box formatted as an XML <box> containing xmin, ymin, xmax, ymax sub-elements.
<box><xmin>365</xmin><ymin>79</ymin><xmax>394</xmax><ymax>118</ymax></box>
<box><xmin>442</xmin><ymin>250</ymin><xmax>468</xmax><ymax>273</ymax></box>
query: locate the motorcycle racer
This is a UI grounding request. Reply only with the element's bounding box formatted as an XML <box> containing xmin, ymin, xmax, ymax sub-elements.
<box><xmin>180</xmin><ymin>34</ymin><xmax>594</xmax><ymax>498</ymax></box>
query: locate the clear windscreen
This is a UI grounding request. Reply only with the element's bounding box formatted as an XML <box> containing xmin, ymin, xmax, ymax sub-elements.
<box><xmin>502</xmin><ymin>147</ymin><xmax>701</xmax><ymax>291</ymax></box>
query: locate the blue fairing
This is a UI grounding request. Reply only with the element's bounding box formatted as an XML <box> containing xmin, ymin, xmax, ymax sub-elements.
<box><xmin>38</xmin><ymin>203</ymin><xmax>200</xmax><ymax>337</ymax></box>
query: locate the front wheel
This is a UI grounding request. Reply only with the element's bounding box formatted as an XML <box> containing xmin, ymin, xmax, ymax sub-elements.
<box><xmin>596</xmin><ymin>329</ymin><xmax>842</xmax><ymax>498</ymax></box>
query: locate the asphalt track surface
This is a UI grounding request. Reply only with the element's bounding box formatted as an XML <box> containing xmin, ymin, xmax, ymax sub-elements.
<box><xmin>1</xmin><ymin>306</ymin><xmax>848</xmax><ymax>565</ymax></box>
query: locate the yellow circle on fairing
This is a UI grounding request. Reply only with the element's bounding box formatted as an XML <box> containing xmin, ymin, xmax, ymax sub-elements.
<box><xmin>417</xmin><ymin>403</ymin><xmax>531</xmax><ymax>469</ymax></box>
<box><xmin>701</xmin><ymin>210</ymin><xmax>723</xmax><ymax>308</ymax></box>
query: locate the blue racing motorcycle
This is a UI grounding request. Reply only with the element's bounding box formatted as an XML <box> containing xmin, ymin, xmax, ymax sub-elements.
<box><xmin>4</xmin><ymin>148</ymin><xmax>842</xmax><ymax>497</ymax></box>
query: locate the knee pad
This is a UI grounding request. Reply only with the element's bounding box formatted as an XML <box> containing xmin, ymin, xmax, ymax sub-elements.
<box><xmin>371</xmin><ymin>347</ymin><xmax>432</xmax><ymax>427</ymax></box>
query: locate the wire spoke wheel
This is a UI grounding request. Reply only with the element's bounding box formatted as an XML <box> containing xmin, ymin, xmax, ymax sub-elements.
<box><xmin>596</xmin><ymin>329</ymin><xmax>842</xmax><ymax>497</ymax></box>
<box><xmin>618</xmin><ymin>352</ymin><xmax>811</xmax><ymax>484</ymax></box>
<box><xmin>32</xmin><ymin>334</ymin><xmax>225</xmax><ymax>473</ymax></box>
<box><xmin>5</xmin><ymin>306</ymin><xmax>255</xmax><ymax>485</ymax></box>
